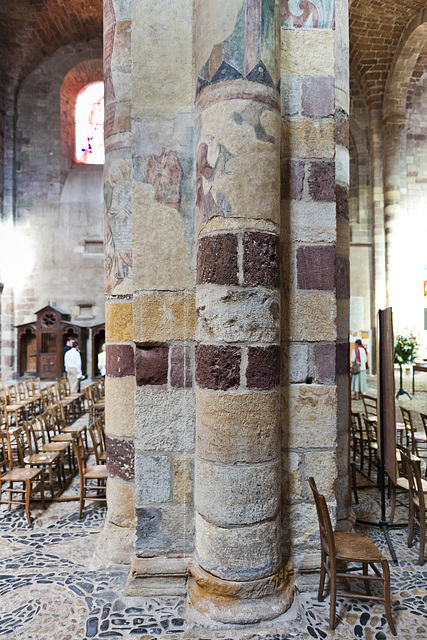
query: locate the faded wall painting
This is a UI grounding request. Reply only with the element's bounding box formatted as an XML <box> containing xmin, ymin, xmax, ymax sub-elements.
<box><xmin>281</xmin><ymin>0</ymin><xmax>335</xmax><ymax>29</ymax></box>
<box><xmin>104</xmin><ymin>158</ymin><xmax>132</xmax><ymax>294</ymax></box>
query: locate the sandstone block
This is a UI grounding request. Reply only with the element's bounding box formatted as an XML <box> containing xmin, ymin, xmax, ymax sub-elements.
<box><xmin>302</xmin><ymin>76</ymin><xmax>334</xmax><ymax>118</ymax></box>
<box><xmin>195</xmin><ymin>513</ymin><xmax>281</xmax><ymax>581</ymax></box>
<box><xmin>195</xmin><ymin>459</ymin><xmax>280</xmax><ymax>526</ymax></box>
<box><xmin>195</xmin><ymin>344</ymin><xmax>240</xmax><ymax>390</ymax></box>
<box><xmin>281</xmin><ymin>159</ymin><xmax>305</xmax><ymax>201</ymax></box>
<box><xmin>304</xmin><ymin>450</ymin><xmax>337</xmax><ymax>498</ymax></box>
<box><xmin>126</xmin><ymin>556</ymin><xmax>188</xmax><ymax>596</ymax></box>
<box><xmin>106</xmin><ymin>344</ymin><xmax>135</xmax><ymax>377</ymax></box>
<box><xmin>135</xmin><ymin>346</ymin><xmax>168</xmax><ymax>386</ymax></box>
<box><xmin>135</xmin><ymin>388</ymin><xmax>195</xmax><ymax>452</ymax></box>
<box><xmin>308</xmin><ymin>161</ymin><xmax>336</xmax><ymax>201</ymax></box>
<box><xmin>246</xmin><ymin>345</ymin><xmax>281</xmax><ymax>389</ymax></box>
<box><xmin>288</xmin><ymin>200</ymin><xmax>337</xmax><ymax>244</ymax></box>
<box><xmin>243</xmin><ymin>232</ymin><xmax>280</xmax><ymax>288</ymax></box>
<box><xmin>283</xmin><ymin>384</ymin><xmax>337</xmax><ymax>448</ymax></box>
<box><xmin>133</xmin><ymin>291</ymin><xmax>196</xmax><ymax>343</ymax></box>
<box><xmin>314</xmin><ymin>342</ymin><xmax>336</xmax><ymax>383</ymax></box>
<box><xmin>135</xmin><ymin>504</ymin><xmax>195</xmax><ymax>556</ymax></box>
<box><xmin>106</xmin><ymin>436</ymin><xmax>135</xmax><ymax>481</ymax></box>
<box><xmin>196</xmin><ymin>287</ymin><xmax>280</xmax><ymax>344</ymax></box>
<box><xmin>286</xmin><ymin>502</ymin><xmax>323</xmax><ymax>552</ymax></box>
<box><xmin>197</xmin><ymin>234</ymin><xmax>238</xmax><ymax>285</ymax></box>
<box><xmin>90</xmin><ymin>519</ymin><xmax>135</xmax><ymax>571</ymax></box>
<box><xmin>281</xmin><ymin>30</ymin><xmax>335</xmax><ymax>77</ymax></box>
<box><xmin>287</xmin><ymin>292</ymin><xmax>336</xmax><ymax>342</ymax></box>
<box><xmin>297</xmin><ymin>245</ymin><xmax>335</xmax><ymax>291</ymax></box>
<box><xmin>105</xmin><ymin>376</ymin><xmax>135</xmax><ymax>438</ymax></box>
<box><xmin>282</xmin><ymin>121</ymin><xmax>335</xmax><ymax>160</ymax></box>
<box><xmin>336</xmin><ymin>254</ymin><xmax>350</xmax><ymax>299</ymax></box>
<box><xmin>107</xmin><ymin>476</ymin><xmax>135</xmax><ymax>527</ymax></box>
<box><xmin>170</xmin><ymin>345</ymin><xmax>192</xmax><ymax>388</ymax></box>
<box><xmin>196</xmin><ymin>389</ymin><xmax>280</xmax><ymax>463</ymax></box>
<box><xmin>335</xmin><ymin>108</ymin><xmax>349</xmax><ymax>148</ymax></box>
<box><xmin>282</xmin><ymin>452</ymin><xmax>303</xmax><ymax>501</ymax></box>
<box><xmin>282</xmin><ymin>342</ymin><xmax>309</xmax><ymax>384</ymax></box>
<box><xmin>106</xmin><ymin>299</ymin><xmax>133</xmax><ymax>342</ymax></box>
<box><xmin>173</xmin><ymin>454</ymin><xmax>193</xmax><ymax>504</ymax></box>
<box><xmin>135</xmin><ymin>454</ymin><xmax>171</xmax><ymax>505</ymax></box>
<box><xmin>336</xmin><ymin>184</ymin><xmax>349</xmax><ymax>221</ymax></box>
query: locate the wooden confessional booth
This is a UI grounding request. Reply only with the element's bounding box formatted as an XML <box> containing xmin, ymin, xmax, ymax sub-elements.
<box><xmin>91</xmin><ymin>322</ymin><xmax>105</xmax><ymax>378</ymax></box>
<box><xmin>17</xmin><ymin>305</ymin><xmax>88</xmax><ymax>379</ymax></box>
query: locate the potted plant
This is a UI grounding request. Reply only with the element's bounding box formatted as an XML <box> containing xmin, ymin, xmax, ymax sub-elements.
<box><xmin>394</xmin><ymin>333</ymin><xmax>419</xmax><ymax>399</ymax></box>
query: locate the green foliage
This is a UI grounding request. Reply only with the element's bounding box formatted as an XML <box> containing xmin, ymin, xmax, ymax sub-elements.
<box><xmin>394</xmin><ymin>333</ymin><xmax>419</xmax><ymax>366</ymax></box>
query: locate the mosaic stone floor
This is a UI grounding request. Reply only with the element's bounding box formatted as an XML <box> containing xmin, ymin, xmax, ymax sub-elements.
<box><xmin>1</xmin><ymin>389</ymin><xmax>427</xmax><ymax>639</ymax></box>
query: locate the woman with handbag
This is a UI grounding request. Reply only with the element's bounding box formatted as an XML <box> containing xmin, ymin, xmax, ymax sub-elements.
<box><xmin>351</xmin><ymin>339</ymin><xmax>368</xmax><ymax>400</ymax></box>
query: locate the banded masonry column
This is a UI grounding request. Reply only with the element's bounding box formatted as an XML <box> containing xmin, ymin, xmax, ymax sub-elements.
<box><xmin>369</xmin><ymin>111</ymin><xmax>386</xmax><ymax>358</ymax></box>
<box><xmin>383</xmin><ymin>115</ymin><xmax>407</xmax><ymax>312</ymax></box>
<box><xmin>92</xmin><ymin>0</ymin><xmax>135</xmax><ymax>569</ymax></box>
<box><xmin>189</xmin><ymin>0</ymin><xmax>292</xmax><ymax>623</ymax></box>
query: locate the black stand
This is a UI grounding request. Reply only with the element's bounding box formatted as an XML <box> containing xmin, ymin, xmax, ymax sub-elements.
<box><xmin>356</xmin><ymin>310</ymin><xmax>405</xmax><ymax>565</ymax></box>
<box><xmin>396</xmin><ymin>364</ymin><xmax>411</xmax><ymax>400</ymax></box>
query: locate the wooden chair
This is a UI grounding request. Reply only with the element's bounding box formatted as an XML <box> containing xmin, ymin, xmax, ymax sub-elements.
<box><xmin>72</xmin><ymin>434</ymin><xmax>108</xmax><ymax>518</ymax></box>
<box><xmin>16</xmin><ymin>423</ymin><xmax>62</xmax><ymax>499</ymax></box>
<box><xmin>24</xmin><ymin>378</ymin><xmax>43</xmax><ymax>414</ymax></box>
<box><xmin>363</xmin><ymin>416</ymin><xmax>379</xmax><ymax>482</ymax></box>
<box><xmin>88</xmin><ymin>417</ymin><xmax>106</xmax><ymax>465</ymax></box>
<box><xmin>351</xmin><ymin>412</ymin><xmax>367</xmax><ymax>471</ymax></box>
<box><xmin>0</xmin><ymin>428</ymin><xmax>46</xmax><ymax>525</ymax></box>
<box><xmin>308</xmin><ymin>477</ymin><xmax>396</xmax><ymax>635</ymax></box>
<box><xmin>400</xmin><ymin>449</ymin><xmax>427</xmax><ymax>565</ymax></box>
<box><xmin>362</xmin><ymin>394</ymin><xmax>377</xmax><ymax>423</ymax></box>
<box><xmin>400</xmin><ymin>407</ymin><xmax>427</xmax><ymax>458</ymax></box>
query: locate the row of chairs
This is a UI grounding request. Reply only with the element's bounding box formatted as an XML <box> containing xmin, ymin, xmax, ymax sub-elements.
<box><xmin>0</xmin><ymin>398</ymin><xmax>107</xmax><ymax>524</ymax></box>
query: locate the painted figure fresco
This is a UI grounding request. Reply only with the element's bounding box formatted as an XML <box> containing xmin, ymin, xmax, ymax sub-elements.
<box><xmin>281</xmin><ymin>0</ymin><xmax>335</xmax><ymax>29</ymax></box>
<box><xmin>104</xmin><ymin>158</ymin><xmax>132</xmax><ymax>294</ymax></box>
<box><xmin>196</xmin><ymin>141</ymin><xmax>234</xmax><ymax>226</ymax></box>
<box><xmin>144</xmin><ymin>149</ymin><xmax>183</xmax><ymax>212</ymax></box>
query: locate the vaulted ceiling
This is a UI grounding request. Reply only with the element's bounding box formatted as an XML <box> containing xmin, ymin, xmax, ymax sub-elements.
<box><xmin>349</xmin><ymin>0</ymin><xmax>427</xmax><ymax>111</ymax></box>
<box><xmin>0</xmin><ymin>0</ymin><xmax>102</xmax><ymax>102</ymax></box>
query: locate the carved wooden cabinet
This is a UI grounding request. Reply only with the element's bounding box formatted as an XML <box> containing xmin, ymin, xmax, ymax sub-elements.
<box><xmin>17</xmin><ymin>306</ymin><xmax>87</xmax><ymax>379</ymax></box>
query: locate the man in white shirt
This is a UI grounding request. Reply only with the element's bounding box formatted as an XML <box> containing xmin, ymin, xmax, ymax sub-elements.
<box><xmin>64</xmin><ymin>341</ymin><xmax>82</xmax><ymax>393</ymax></box>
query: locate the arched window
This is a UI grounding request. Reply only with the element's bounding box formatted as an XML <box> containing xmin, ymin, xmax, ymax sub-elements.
<box><xmin>75</xmin><ymin>82</ymin><xmax>104</xmax><ymax>164</ymax></box>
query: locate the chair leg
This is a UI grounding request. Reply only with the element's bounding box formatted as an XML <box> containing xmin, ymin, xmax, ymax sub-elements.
<box><xmin>362</xmin><ymin>562</ymin><xmax>371</xmax><ymax>596</ymax></box>
<box><xmin>318</xmin><ymin>549</ymin><xmax>326</xmax><ymax>601</ymax></box>
<box><xmin>408</xmin><ymin>497</ymin><xmax>415</xmax><ymax>548</ymax></box>
<box><xmin>25</xmin><ymin>479</ymin><xmax>31</xmax><ymax>525</ymax></box>
<box><xmin>329</xmin><ymin>574</ymin><xmax>337</xmax><ymax>630</ymax></box>
<box><xmin>419</xmin><ymin>507</ymin><xmax>425</xmax><ymax>566</ymax></box>
<box><xmin>381</xmin><ymin>560</ymin><xmax>396</xmax><ymax>635</ymax></box>
<box><xmin>79</xmin><ymin>477</ymin><xmax>85</xmax><ymax>519</ymax></box>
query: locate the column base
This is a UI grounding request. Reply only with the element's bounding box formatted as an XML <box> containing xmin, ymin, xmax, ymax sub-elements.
<box><xmin>125</xmin><ymin>556</ymin><xmax>189</xmax><ymax>596</ymax></box>
<box><xmin>188</xmin><ymin>560</ymin><xmax>294</xmax><ymax>625</ymax></box>
<box><xmin>90</xmin><ymin>520</ymin><xmax>134</xmax><ymax>570</ymax></box>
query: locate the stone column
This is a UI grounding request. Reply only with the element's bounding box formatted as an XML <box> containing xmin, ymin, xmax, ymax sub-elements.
<box><xmin>368</xmin><ymin>112</ymin><xmax>386</xmax><ymax>369</ymax></box>
<box><xmin>92</xmin><ymin>0</ymin><xmax>135</xmax><ymax>569</ymax></box>
<box><xmin>189</xmin><ymin>0</ymin><xmax>292</xmax><ymax>624</ymax></box>
<box><xmin>383</xmin><ymin>116</ymin><xmax>407</xmax><ymax>312</ymax></box>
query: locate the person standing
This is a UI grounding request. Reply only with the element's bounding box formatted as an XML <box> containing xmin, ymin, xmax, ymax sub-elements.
<box><xmin>63</xmin><ymin>336</ymin><xmax>74</xmax><ymax>370</ymax></box>
<box><xmin>64</xmin><ymin>341</ymin><xmax>82</xmax><ymax>393</ymax></box>
<box><xmin>351</xmin><ymin>339</ymin><xmax>368</xmax><ymax>400</ymax></box>
<box><xmin>97</xmin><ymin>343</ymin><xmax>106</xmax><ymax>376</ymax></box>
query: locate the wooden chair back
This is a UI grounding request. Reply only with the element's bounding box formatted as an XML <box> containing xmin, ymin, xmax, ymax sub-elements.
<box><xmin>308</xmin><ymin>477</ymin><xmax>336</xmax><ymax>561</ymax></box>
<box><xmin>400</xmin><ymin>406</ymin><xmax>417</xmax><ymax>455</ymax></box>
<box><xmin>89</xmin><ymin>417</ymin><xmax>106</xmax><ymax>465</ymax></box>
<box><xmin>362</xmin><ymin>394</ymin><xmax>377</xmax><ymax>421</ymax></box>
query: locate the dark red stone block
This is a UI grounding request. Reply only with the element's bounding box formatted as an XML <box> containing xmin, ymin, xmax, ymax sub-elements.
<box><xmin>243</xmin><ymin>232</ymin><xmax>279</xmax><ymax>288</ymax></box>
<box><xmin>336</xmin><ymin>255</ymin><xmax>350</xmax><ymax>299</ymax></box>
<box><xmin>135</xmin><ymin>346</ymin><xmax>168</xmax><ymax>386</ymax></box>
<box><xmin>195</xmin><ymin>345</ymin><xmax>240</xmax><ymax>390</ymax></box>
<box><xmin>297</xmin><ymin>245</ymin><xmax>335</xmax><ymax>291</ymax></box>
<box><xmin>197</xmin><ymin>234</ymin><xmax>238</xmax><ymax>285</ymax></box>
<box><xmin>335</xmin><ymin>108</ymin><xmax>349</xmax><ymax>148</ymax></box>
<box><xmin>106</xmin><ymin>344</ymin><xmax>135</xmax><ymax>377</ymax></box>
<box><xmin>246</xmin><ymin>345</ymin><xmax>280</xmax><ymax>389</ymax></box>
<box><xmin>106</xmin><ymin>436</ymin><xmax>135</xmax><ymax>481</ymax></box>
<box><xmin>314</xmin><ymin>343</ymin><xmax>336</xmax><ymax>383</ymax></box>
<box><xmin>336</xmin><ymin>184</ymin><xmax>349</xmax><ymax>221</ymax></box>
<box><xmin>308</xmin><ymin>162</ymin><xmax>335</xmax><ymax>202</ymax></box>
<box><xmin>281</xmin><ymin>159</ymin><xmax>305</xmax><ymax>200</ymax></box>
<box><xmin>302</xmin><ymin>76</ymin><xmax>334</xmax><ymax>118</ymax></box>
<box><xmin>336</xmin><ymin>341</ymin><xmax>350</xmax><ymax>376</ymax></box>
<box><xmin>170</xmin><ymin>345</ymin><xmax>192</xmax><ymax>388</ymax></box>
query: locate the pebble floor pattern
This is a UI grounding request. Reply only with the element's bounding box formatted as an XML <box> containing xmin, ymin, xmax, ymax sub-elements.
<box><xmin>1</xmin><ymin>379</ymin><xmax>427</xmax><ymax>639</ymax></box>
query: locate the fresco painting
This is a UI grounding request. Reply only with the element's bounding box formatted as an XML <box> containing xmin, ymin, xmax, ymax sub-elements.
<box><xmin>281</xmin><ymin>0</ymin><xmax>335</xmax><ymax>29</ymax></box>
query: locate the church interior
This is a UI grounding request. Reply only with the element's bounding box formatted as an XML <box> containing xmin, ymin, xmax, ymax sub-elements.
<box><xmin>1</xmin><ymin>0</ymin><xmax>427</xmax><ymax>637</ymax></box>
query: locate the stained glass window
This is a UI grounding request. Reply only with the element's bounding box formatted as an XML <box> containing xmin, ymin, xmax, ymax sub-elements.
<box><xmin>75</xmin><ymin>82</ymin><xmax>104</xmax><ymax>164</ymax></box>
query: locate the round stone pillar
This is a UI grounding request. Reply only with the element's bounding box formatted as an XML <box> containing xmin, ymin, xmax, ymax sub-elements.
<box><xmin>189</xmin><ymin>0</ymin><xmax>292</xmax><ymax>624</ymax></box>
<box><xmin>383</xmin><ymin>116</ymin><xmax>407</xmax><ymax>310</ymax></box>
